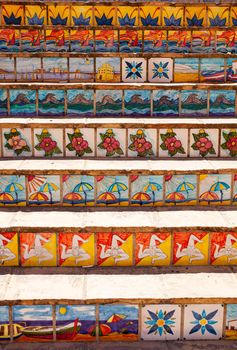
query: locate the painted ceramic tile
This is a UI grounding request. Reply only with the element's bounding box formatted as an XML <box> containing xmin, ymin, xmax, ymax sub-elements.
<box><xmin>200</xmin><ymin>58</ymin><xmax>225</xmax><ymax>83</ymax></box>
<box><xmin>117</xmin><ymin>6</ymin><xmax>138</xmax><ymax>26</ymax></box>
<box><xmin>97</xmin><ymin>129</ymin><xmax>125</xmax><ymax>157</ymax></box>
<box><xmin>141</xmin><ymin>304</ymin><xmax>181</xmax><ymax>340</ymax></box>
<box><xmin>99</xmin><ymin>305</ymin><xmax>138</xmax><ymax>341</ymax></box>
<box><xmin>97</xmin><ymin>233</ymin><xmax>133</xmax><ymax>266</ymax></box>
<box><xmin>153</xmin><ymin>90</ymin><xmax>179</xmax><ymax>117</ymax></box>
<box><xmin>48</xmin><ymin>5</ymin><xmax>69</xmax><ymax>26</ymax></box>
<box><xmin>173</xmin><ymin>232</ymin><xmax>209</xmax><ymax>266</ymax></box>
<box><xmin>148</xmin><ymin>58</ymin><xmax>173</xmax><ymax>83</ymax></box>
<box><xmin>96</xmin><ymin>176</ymin><xmax>128</xmax><ymax>206</ymax></box>
<box><xmin>0</xmin><ymin>89</ymin><xmax>8</xmax><ymax>116</ymax></box>
<box><xmin>16</xmin><ymin>58</ymin><xmax>41</xmax><ymax>81</ymax></box>
<box><xmin>20</xmin><ymin>232</ymin><xmax>57</xmax><ymax>266</ymax></box>
<box><xmin>183</xmin><ymin>304</ymin><xmax>223</xmax><ymax>340</ymax></box>
<box><xmin>226</xmin><ymin>58</ymin><xmax>237</xmax><ymax>82</ymax></box>
<box><xmin>2</xmin><ymin>5</ymin><xmax>23</xmax><ymax>25</ymax></box>
<box><xmin>222</xmin><ymin>129</ymin><xmax>237</xmax><ymax>157</ymax></box>
<box><xmin>190</xmin><ymin>129</ymin><xmax>218</xmax><ymax>158</ymax></box>
<box><xmin>131</xmin><ymin>176</ymin><xmax>163</xmax><ymax>206</ymax></box>
<box><xmin>70</xmin><ymin>30</ymin><xmax>94</xmax><ymax>53</ymax></box>
<box><xmin>0</xmin><ymin>232</ymin><xmax>18</xmax><ymax>266</ymax></box>
<box><xmin>13</xmin><ymin>305</ymin><xmax>53</xmax><ymax>342</ymax></box>
<box><xmin>168</xmin><ymin>31</ymin><xmax>191</xmax><ymax>53</ymax></box>
<box><xmin>199</xmin><ymin>174</ymin><xmax>231</xmax><ymax>206</ymax></box>
<box><xmin>65</xmin><ymin>128</ymin><xmax>94</xmax><ymax>157</ymax></box>
<box><xmin>71</xmin><ymin>6</ymin><xmax>93</xmax><ymax>26</ymax></box>
<box><xmin>135</xmin><ymin>233</ymin><xmax>171</xmax><ymax>266</ymax></box>
<box><xmin>46</xmin><ymin>29</ymin><xmax>69</xmax><ymax>52</ymax></box>
<box><xmin>185</xmin><ymin>6</ymin><xmax>206</xmax><ymax>27</ymax></box>
<box><xmin>96</xmin><ymin>58</ymin><xmax>120</xmax><ymax>83</ymax></box>
<box><xmin>34</xmin><ymin>128</ymin><xmax>63</xmax><ymax>157</ymax></box>
<box><xmin>3</xmin><ymin>128</ymin><xmax>32</xmax><ymax>157</ymax></box>
<box><xmin>10</xmin><ymin>90</ymin><xmax>36</xmax><ymax>117</ymax></box>
<box><xmin>0</xmin><ymin>29</ymin><xmax>20</xmax><ymax>52</ymax></box>
<box><xmin>165</xmin><ymin>175</ymin><xmax>197</xmax><ymax>206</ymax></box>
<box><xmin>226</xmin><ymin>304</ymin><xmax>237</xmax><ymax>339</ymax></box>
<box><xmin>128</xmin><ymin>129</ymin><xmax>156</xmax><ymax>158</ymax></box>
<box><xmin>96</xmin><ymin>90</ymin><xmax>122</xmax><ymax>116</ymax></box>
<box><xmin>25</xmin><ymin>5</ymin><xmax>46</xmax><ymax>25</ymax></box>
<box><xmin>162</xmin><ymin>6</ymin><xmax>184</xmax><ymax>26</ymax></box>
<box><xmin>27</xmin><ymin>175</ymin><xmax>60</xmax><ymax>206</ymax></box>
<box><xmin>216</xmin><ymin>30</ymin><xmax>237</xmax><ymax>54</ymax></box>
<box><xmin>124</xmin><ymin>90</ymin><xmax>151</xmax><ymax>117</ymax></box>
<box><xmin>234</xmin><ymin>175</ymin><xmax>237</xmax><ymax>202</ymax></box>
<box><xmin>95</xmin><ymin>30</ymin><xmax>118</xmax><ymax>52</ymax></box>
<box><xmin>42</xmin><ymin>57</ymin><xmax>68</xmax><ymax>82</ymax></box>
<box><xmin>144</xmin><ymin>30</ymin><xmax>166</xmax><ymax>53</ymax></box>
<box><xmin>210</xmin><ymin>91</ymin><xmax>235</xmax><ymax>117</ymax></box>
<box><xmin>159</xmin><ymin>129</ymin><xmax>188</xmax><ymax>158</ymax></box>
<box><xmin>120</xmin><ymin>30</ymin><xmax>142</xmax><ymax>53</ymax></box>
<box><xmin>59</xmin><ymin>233</ymin><xmax>95</xmax><ymax>267</ymax></box>
<box><xmin>192</xmin><ymin>30</ymin><xmax>215</xmax><ymax>54</ymax></box>
<box><xmin>94</xmin><ymin>6</ymin><xmax>116</xmax><ymax>26</ymax></box>
<box><xmin>69</xmin><ymin>58</ymin><xmax>94</xmax><ymax>82</ymax></box>
<box><xmin>208</xmin><ymin>6</ymin><xmax>229</xmax><ymax>27</ymax></box>
<box><xmin>38</xmin><ymin>90</ymin><xmax>65</xmax><ymax>117</ymax></box>
<box><xmin>0</xmin><ymin>306</ymin><xmax>10</xmax><ymax>340</ymax></box>
<box><xmin>140</xmin><ymin>6</ymin><xmax>160</xmax><ymax>26</ymax></box>
<box><xmin>174</xmin><ymin>58</ymin><xmax>199</xmax><ymax>83</ymax></box>
<box><xmin>21</xmin><ymin>29</ymin><xmax>44</xmax><ymax>53</ymax></box>
<box><xmin>56</xmin><ymin>305</ymin><xmax>96</xmax><ymax>341</ymax></box>
<box><xmin>122</xmin><ymin>58</ymin><xmax>146</xmax><ymax>83</ymax></box>
<box><xmin>63</xmin><ymin>175</ymin><xmax>94</xmax><ymax>206</ymax></box>
<box><xmin>0</xmin><ymin>58</ymin><xmax>14</xmax><ymax>81</ymax></box>
<box><xmin>67</xmin><ymin>90</ymin><xmax>93</xmax><ymax>117</ymax></box>
<box><xmin>181</xmin><ymin>90</ymin><xmax>207</xmax><ymax>117</ymax></box>
<box><xmin>231</xmin><ymin>7</ymin><xmax>237</xmax><ymax>27</ymax></box>
<box><xmin>0</xmin><ymin>175</ymin><xmax>26</xmax><ymax>206</ymax></box>
<box><xmin>211</xmin><ymin>232</ymin><xmax>237</xmax><ymax>265</ymax></box>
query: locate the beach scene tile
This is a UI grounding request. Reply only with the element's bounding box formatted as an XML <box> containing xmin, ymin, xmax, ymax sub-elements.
<box><xmin>96</xmin><ymin>176</ymin><xmax>128</xmax><ymax>206</ymax></box>
<box><xmin>124</xmin><ymin>90</ymin><xmax>151</xmax><ymax>117</ymax></box>
<box><xmin>0</xmin><ymin>306</ymin><xmax>10</xmax><ymax>340</ymax></box>
<box><xmin>96</xmin><ymin>91</ymin><xmax>122</xmax><ymax>117</ymax></box>
<box><xmin>199</xmin><ymin>174</ymin><xmax>231</xmax><ymax>206</ymax></box>
<box><xmin>67</xmin><ymin>90</ymin><xmax>93</xmax><ymax>117</ymax></box>
<box><xmin>63</xmin><ymin>175</ymin><xmax>94</xmax><ymax>206</ymax></box>
<box><xmin>165</xmin><ymin>174</ymin><xmax>197</xmax><ymax>206</ymax></box>
<box><xmin>27</xmin><ymin>175</ymin><xmax>60</xmax><ymax>206</ymax></box>
<box><xmin>38</xmin><ymin>90</ymin><xmax>65</xmax><ymax>117</ymax></box>
<box><xmin>174</xmin><ymin>58</ymin><xmax>199</xmax><ymax>83</ymax></box>
<box><xmin>130</xmin><ymin>175</ymin><xmax>163</xmax><ymax>206</ymax></box>
<box><xmin>0</xmin><ymin>175</ymin><xmax>26</xmax><ymax>206</ymax></box>
<box><xmin>200</xmin><ymin>58</ymin><xmax>225</xmax><ymax>83</ymax></box>
<box><xmin>153</xmin><ymin>90</ymin><xmax>179</xmax><ymax>117</ymax></box>
<box><xmin>209</xmin><ymin>90</ymin><xmax>235</xmax><ymax>117</ymax></box>
<box><xmin>0</xmin><ymin>29</ymin><xmax>20</xmax><ymax>52</ymax></box>
<box><xmin>226</xmin><ymin>304</ymin><xmax>237</xmax><ymax>339</ymax></box>
<box><xmin>181</xmin><ymin>90</ymin><xmax>207</xmax><ymax>117</ymax></box>
<box><xmin>10</xmin><ymin>90</ymin><xmax>36</xmax><ymax>117</ymax></box>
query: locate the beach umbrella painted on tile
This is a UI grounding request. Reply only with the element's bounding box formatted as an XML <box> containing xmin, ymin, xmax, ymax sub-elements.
<box><xmin>27</xmin><ymin>175</ymin><xmax>46</xmax><ymax>193</ymax></box>
<box><xmin>209</xmin><ymin>181</ymin><xmax>230</xmax><ymax>203</ymax></box>
<box><xmin>63</xmin><ymin>192</ymin><xmax>83</xmax><ymax>206</ymax></box>
<box><xmin>233</xmin><ymin>193</ymin><xmax>237</xmax><ymax>202</ymax></box>
<box><xmin>39</xmin><ymin>182</ymin><xmax>59</xmax><ymax>204</ymax></box>
<box><xmin>29</xmin><ymin>191</ymin><xmax>49</xmax><ymax>204</ymax></box>
<box><xmin>0</xmin><ymin>192</ymin><xmax>14</xmax><ymax>205</ymax></box>
<box><xmin>199</xmin><ymin>191</ymin><xmax>219</xmax><ymax>205</ymax></box>
<box><xmin>176</xmin><ymin>181</ymin><xmax>195</xmax><ymax>199</ymax></box>
<box><xmin>132</xmin><ymin>192</ymin><xmax>151</xmax><ymax>206</ymax></box>
<box><xmin>97</xmin><ymin>192</ymin><xmax>116</xmax><ymax>205</ymax></box>
<box><xmin>88</xmin><ymin>324</ymin><xmax>111</xmax><ymax>336</ymax></box>
<box><xmin>166</xmin><ymin>191</ymin><xmax>185</xmax><ymax>205</ymax></box>
<box><xmin>108</xmin><ymin>182</ymin><xmax>128</xmax><ymax>205</ymax></box>
<box><xmin>5</xmin><ymin>182</ymin><xmax>24</xmax><ymax>203</ymax></box>
<box><xmin>143</xmin><ymin>182</ymin><xmax>162</xmax><ymax>205</ymax></box>
<box><xmin>73</xmin><ymin>182</ymin><xmax>93</xmax><ymax>205</ymax></box>
<box><xmin>106</xmin><ymin>314</ymin><xmax>127</xmax><ymax>323</ymax></box>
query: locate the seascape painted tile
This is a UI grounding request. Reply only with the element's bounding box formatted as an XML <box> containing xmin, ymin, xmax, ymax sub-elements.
<box><xmin>20</xmin><ymin>233</ymin><xmax>57</xmax><ymax>267</ymax></box>
<box><xmin>42</xmin><ymin>57</ymin><xmax>68</xmax><ymax>82</ymax></box>
<box><xmin>117</xmin><ymin>6</ymin><xmax>138</xmax><ymax>26</ymax></box>
<box><xmin>183</xmin><ymin>304</ymin><xmax>223</xmax><ymax>340</ymax></box>
<box><xmin>67</xmin><ymin>90</ymin><xmax>93</xmax><ymax>117</ymax></box>
<box><xmin>70</xmin><ymin>30</ymin><xmax>94</xmax><ymax>53</ymax></box>
<box><xmin>58</xmin><ymin>233</ymin><xmax>95</xmax><ymax>267</ymax></box>
<box><xmin>38</xmin><ymin>90</ymin><xmax>65</xmax><ymax>117</ymax></box>
<box><xmin>181</xmin><ymin>90</ymin><xmax>207</xmax><ymax>117</ymax></box>
<box><xmin>226</xmin><ymin>304</ymin><xmax>237</xmax><ymax>339</ymax></box>
<box><xmin>122</xmin><ymin>58</ymin><xmax>146</xmax><ymax>83</ymax></box>
<box><xmin>173</xmin><ymin>232</ymin><xmax>209</xmax><ymax>266</ymax></box>
<box><xmin>148</xmin><ymin>58</ymin><xmax>173</xmax><ymax>83</ymax></box>
<box><xmin>199</xmin><ymin>174</ymin><xmax>231</xmax><ymax>206</ymax></box>
<box><xmin>96</xmin><ymin>57</ymin><xmax>120</xmax><ymax>83</ymax></box>
<box><xmin>0</xmin><ymin>306</ymin><xmax>10</xmax><ymax>341</ymax></box>
<box><xmin>140</xmin><ymin>6</ymin><xmax>160</xmax><ymax>26</ymax></box>
<box><xmin>27</xmin><ymin>175</ymin><xmax>60</xmax><ymax>206</ymax></box>
<box><xmin>2</xmin><ymin>5</ymin><xmax>23</xmax><ymax>25</ymax></box>
<box><xmin>0</xmin><ymin>58</ymin><xmax>15</xmax><ymax>81</ymax></box>
<box><xmin>128</xmin><ymin>129</ymin><xmax>156</xmax><ymax>158</ymax></box>
<box><xmin>185</xmin><ymin>6</ymin><xmax>206</xmax><ymax>27</ymax></box>
<box><xmin>159</xmin><ymin>129</ymin><xmax>188</xmax><ymax>158</ymax></box>
<box><xmin>34</xmin><ymin>128</ymin><xmax>63</xmax><ymax>157</ymax></box>
<box><xmin>56</xmin><ymin>305</ymin><xmax>96</xmax><ymax>341</ymax></box>
<box><xmin>216</xmin><ymin>30</ymin><xmax>237</xmax><ymax>54</ymax></box>
<box><xmin>0</xmin><ymin>232</ymin><xmax>18</xmax><ymax>266</ymax></box>
<box><xmin>96</xmin><ymin>175</ymin><xmax>128</xmax><ymax>206</ymax></box>
<box><xmin>16</xmin><ymin>58</ymin><xmax>41</xmax><ymax>81</ymax></box>
<box><xmin>48</xmin><ymin>5</ymin><xmax>69</xmax><ymax>26</ymax></box>
<box><xmin>165</xmin><ymin>174</ymin><xmax>197</xmax><ymax>206</ymax></box>
<box><xmin>226</xmin><ymin>58</ymin><xmax>237</xmax><ymax>82</ymax></box>
<box><xmin>10</xmin><ymin>90</ymin><xmax>36</xmax><ymax>117</ymax></box>
<box><xmin>210</xmin><ymin>91</ymin><xmax>235</xmax><ymax>117</ymax></box>
<box><xmin>220</xmin><ymin>129</ymin><xmax>237</xmax><ymax>157</ymax></box>
<box><xmin>12</xmin><ymin>305</ymin><xmax>53</xmax><ymax>342</ymax></box>
<box><xmin>144</xmin><ymin>30</ymin><xmax>166</xmax><ymax>53</ymax></box>
<box><xmin>21</xmin><ymin>29</ymin><xmax>44</xmax><ymax>52</ymax></box>
<box><xmin>71</xmin><ymin>6</ymin><xmax>93</xmax><ymax>26</ymax></box>
<box><xmin>0</xmin><ymin>89</ymin><xmax>8</xmax><ymax>116</ymax></box>
<box><xmin>95</xmin><ymin>30</ymin><xmax>118</xmax><ymax>53</ymax></box>
<box><xmin>135</xmin><ymin>233</ymin><xmax>171</xmax><ymax>266</ymax></box>
<box><xmin>94</xmin><ymin>6</ymin><xmax>116</xmax><ymax>26</ymax></box>
<box><xmin>25</xmin><ymin>5</ymin><xmax>46</xmax><ymax>25</ymax></box>
<box><xmin>162</xmin><ymin>6</ymin><xmax>184</xmax><ymax>27</ymax></box>
<box><xmin>97</xmin><ymin>233</ymin><xmax>133</xmax><ymax>266</ymax></box>
<box><xmin>174</xmin><ymin>58</ymin><xmax>199</xmax><ymax>83</ymax></box>
<box><xmin>46</xmin><ymin>29</ymin><xmax>69</xmax><ymax>52</ymax></box>
<box><xmin>200</xmin><ymin>58</ymin><xmax>225</xmax><ymax>83</ymax></box>
<box><xmin>96</xmin><ymin>90</ymin><xmax>122</xmax><ymax>116</ymax></box>
<box><xmin>141</xmin><ymin>304</ymin><xmax>181</xmax><ymax>340</ymax></box>
<box><xmin>0</xmin><ymin>175</ymin><xmax>26</xmax><ymax>206</ymax></box>
<box><xmin>192</xmin><ymin>30</ymin><xmax>215</xmax><ymax>54</ymax></box>
<box><xmin>130</xmin><ymin>175</ymin><xmax>163</xmax><ymax>206</ymax></box>
<box><xmin>208</xmin><ymin>6</ymin><xmax>229</xmax><ymax>27</ymax></box>
<box><xmin>119</xmin><ymin>30</ymin><xmax>142</xmax><ymax>53</ymax></box>
<box><xmin>153</xmin><ymin>90</ymin><xmax>179</xmax><ymax>117</ymax></box>
<box><xmin>233</xmin><ymin>175</ymin><xmax>237</xmax><ymax>203</ymax></box>
<box><xmin>190</xmin><ymin>129</ymin><xmax>218</xmax><ymax>158</ymax></box>
<box><xmin>69</xmin><ymin>58</ymin><xmax>94</xmax><ymax>82</ymax></box>
<box><xmin>0</xmin><ymin>29</ymin><xmax>20</xmax><ymax>52</ymax></box>
<box><xmin>99</xmin><ymin>304</ymin><xmax>138</xmax><ymax>341</ymax></box>
<box><xmin>3</xmin><ymin>128</ymin><xmax>32</xmax><ymax>157</ymax></box>
<box><xmin>210</xmin><ymin>232</ymin><xmax>237</xmax><ymax>266</ymax></box>
<box><xmin>168</xmin><ymin>31</ymin><xmax>191</xmax><ymax>53</ymax></box>
<box><xmin>65</xmin><ymin>128</ymin><xmax>94</xmax><ymax>157</ymax></box>
<box><xmin>63</xmin><ymin>175</ymin><xmax>94</xmax><ymax>206</ymax></box>
<box><xmin>124</xmin><ymin>90</ymin><xmax>151</xmax><ymax>117</ymax></box>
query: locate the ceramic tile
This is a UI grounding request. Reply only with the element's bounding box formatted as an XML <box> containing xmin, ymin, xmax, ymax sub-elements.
<box><xmin>190</xmin><ymin>129</ymin><xmax>218</xmax><ymax>158</ymax></box>
<box><xmin>117</xmin><ymin>6</ymin><xmax>138</xmax><ymax>26</ymax></box>
<box><xmin>210</xmin><ymin>232</ymin><xmax>237</xmax><ymax>265</ymax></box>
<box><xmin>16</xmin><ymin>57</ymin><xmax>41</xmax><ymax>81</ymax></box>
<box><xmin>0</xmin><ymin>58</ymin><xmax>14</xmax><ymax>81</ymax></box>
<box><xmin>71</xmin><ymin>6</ymin><xmax>93</xmax><ymax>26</ymax></box>
<box><xmin>96</xmin><ymin>175</ymin><xmax>128</xmax><ymax>206</ymax></box>
<box><xmin>2</xmin><ymin>5</ymin><xmax>23</xmax><ymax>25</ymax></box>
<box><xmin>0</xmin><ymin>232</ymin><xmax>18</xmax><ymax>266</ymax></box>
<box><xmin>42</xmin><ymin>57</ymin><xmax>68</xmax><ymax>82</ymax></box>
<box><xmin>199</xmin><ymin>174</ymin><xmax>231</xmax><ymax>206</ymax></box>
<box><xmin>174</xmin><ymin>58</ymin><xmax>199</xmax><ymax>83</ymax></box>
<box><xmin>208</xmin><ymin>6</ymin><xmax>229</xmax><ymax>26</ymax></box>
<box><xmin>192</xmin><ymin>30</ymin><xmax>215</xmax><ymax>54</ymax></box>
<box><xmin>233</xmin><ymin>175</ymin><xmax>237</xmax><ymax>203</ymax></box>
<box><xmin>226</xmin><ymin>58</ymin><xmax>237</xmax><ymax>82</ymax></box>
<box><xmin>48</xmin><ymin>5</ymin><xmax>69</xmax><ymax>25</ymax></box>
<box><xmin>162</xmin><ymin>6</ymin><xmax>184</xmax><ymax>26</ymax></box>
<box><xmin>70</xmin><ymin>29</ymin><xmax>94</xmax><ymax>53</ymax></box>
<box><xmin>34</xmin><ymin>128</ymin><xmax>63</xmax><ymax>157</ymax></box>
<box><xmin>97</xmin><ymin>128</ymin><xmax>125</xmax><ymax>157</ymax></box>
<box><xmin>69</xmin><ymin>58</ymin><xmax>94</xmax><ymax>82</ymax></box>
<box><xmin>148</xmin><ymin>58</ymin><xmax>173</xmax><ymax>83</ymax></box>
<box><xmin>2</xmin><ymin>128</ymin><xmax>32</xmax><ymax>157</ymax></box>
<box><xmin>181</xmin><ymin>90</ymin><xmax>207</xmax><ymax>117</ymax></box>
<box><xmin>62</xmin><ymin>175</ymin><xmax>94</xmax><ymax>206</ymax></box>
<box><xmin>0</xmin><ymin>29</ymin><xmax>20</xmax><ymax>52</ymax></box>
<box><xmin>119</xmin><ymin>30</ymin><xmax>142</xmax><ymax>53</ymax></box>
<box><xmin>165</xmin><ymin>174</ymin><xmax>197</xmax><ymax>206</ymax></box>
<box><xmin>153</xmin><ymin>90</ymin><xmax>179</xmax><ymax>117</ymax></box>
<box><xmin>67</xmin><ymin>90</ymin><xmax>94</xmax><ymax>117</ymax></box>
<box><xmin>200</xmin><ymin>58</ymin><xmax>225</xmax><ymax>83</ymax></box>
<box><xmin>96</xmin><ymin>57</ymin><xmax>120</xmax><ymax>83</ymax></box>
<box><xmin>210</xmin><ymin>90</ymin><xmax>235</xmax><ymax>117</ymax></box>
<box><xmin>124</xmin><ymin>90</ymin><xmax>151</xmax><ymax>116</ymax></box>
<box><xmin>27</xmin><ymin>175</ymin><xmax>60</xmax><ymax>206</ymax></box>
<box><xmin>159</xmin><ymin>129</ymin><xmax>188</xmax><ymax>158</ymax></box>
<box><xmin>95</xmin><ymin>30</ymin><xmax>118</xmax><ymax>52</ymax></box>
<box><xmin>0</xmin><ymin>89</ymin><xmax>8</xmax><ymax>116</ymax></box>
<box><xmin>94</xmin><ymin>6</ymin><xmax>116</xmax><ymax>26</ymax></box>
<box><xmin>0</xmin><ymin>175</ymin><xmax>26</xmax><ymax>206</ymax></box>
<box><xmin>0</xmin><ymin>306</ymin><xmax>9</xmax><ymax>339</ymax></box>
<box><xmin>122</xmin><ymin>58</ymin><xmax>146</xmax><ymax>83</ymax></box>
<box><xmin>216</xmin><ymin>30</ymin><xmax>237</xmax><ymax>54</ymax></box>
<box><xmin>10</xmin><ymin>90</ymin><xmax>36</xmax><ymax>117</ymax></box>
<box><xmin>96</xmin><ymin>90</ymin><xmax>122</xmax><ymax>116</ymax></box>
<box><xmin>140</xmin><ymin>6</ymin><xmax>160</xmax><ymax>26</ymax></box>
<box><xmin>226</xmin><ymin>304</ymin><xmax>237</xmax><ymax>339</ymax></box>
<box><xmin>46</xmin><ymin>29</ymin><xmax>69</xmax><ymax>52</ymax></box>
<box><xmin>185</xmin><ymin>6</ymin><xmax>206</xmax><ymax>27</ymax></box>
<box><xmin>65</xmin><ymin>128</ymin><xmax>94</xmax><ymax>157</ymax></box>
<box><xmin>131</xmin><ymin>175</ymin><xmax>163</xmax><ymax>206</ymax></box>
<box><xmin>231</xmin><ymin>7</ymin><xmax>237</xmax><ymax>27</ymax></box>
<box><xmin>21</xmin><ymin>29</ymin><xmax>44</xmax><ymax>52</ymax></box>
<box><xmin>128</xmin><ymin>129</ymin><xmax>156</xmax><ymax>158</ymax></box>
<box><xmin>25</xmin><ymin>5</ymin><xmax>46</xmax><ymax>25</ymax></box>
<box><xmin>144</xmin><ymin>30</ymin><xmax>167</xmax><ymax>53</ymax></box>
<box><xmin>38</xmin><ymin>90</ymin><xmax>65</xmax><ymax>117</ymax></box>
<box><xmin>168</xmin><ymin>31</ymin><xmax>191</xmax><ymax>53</ymax></box>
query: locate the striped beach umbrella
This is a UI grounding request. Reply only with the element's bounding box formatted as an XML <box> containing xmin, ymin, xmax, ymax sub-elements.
<box><xmin>63</xmin><ymin>192</ymin><xmax>83</xmax><ymax>205</ymax></box>
<box><xmin>5</xmin><ymin>182</ymin><xmax>24</xmax><ymax>202</ymax></box>
<box><xmin>176</xmin><ymin>181</ymin><xmax>195</xmax><ymax>199</ymax></box>
<box><xmin>97</xmin><ymin>192</ymin><xmax>116</xmax><ymax>205</ymax></box>
<box><xmin>143</xmin><ymin>182</ymin><xmax>162</xmax><ymax>205</ymax></box>
<box><xmin>108</xmin><ymin>182</ymin><xmax>128</xmax><ymax>205</ymax></box>
<box><xmin>210</xmin><ymin>181</ymin><xmax>230</xmax><ymax>203</ymax></box>
<box><xmin>199</xmin><ymin>191</ymin><xmax>219</xmax><ymax>205</ymax></box>
<box><xmin>39</xmin><ymin>182</ymin><xmax>59</xmax><ymax>204</ymax></box>
<box><xmin>166</xmin><ymin>191</ymin><xmax>185</xmax><ymax>205</ymax></box>
<box><xmin>0</xmin><ymin>192</ymin><xmax>14</xmax><ymax>205</ymax></box>
<box><xmin>29</xmin><ymin>191</ymin><xmax>49</xmax><ymax>203</ymax></box>
<box><xmin>106</xmin><ymin>314</ymin><xmax>127</xmax><ymax>323</ymax></box>
<box><xmin>132</xmin><ymin>192</ymin><xmax>151</xmax><ymax>206</ymax></box>
<box><xmin>73</xmin><ymin>182</ymin><xmax>93</xmax><ymax>205</ymax></box>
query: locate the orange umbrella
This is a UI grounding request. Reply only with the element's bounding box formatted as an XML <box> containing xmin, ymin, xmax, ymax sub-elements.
<box><xmin>199</xmin><ymin>191</ymin><xmax>219</xmax><ymax>205</ymax></box>
<box><xmin>132</xmin><ymin>192</ymin><xmax>151</xmax><ymax>206</ymax></box>
<box><xmin>106</xmin><ymin>314</ymin><xmax>127</xmax><ymax>323</ymax></box>
<box><xmin>63</xmin><ymin>192</ymin><xmax>83</xmax><ymax>205</ymax></box>
<box><xmin>97</xmin><ymin>192</ymin><xmax>116</xmax><ymax>204</ymax></box>
<box><xmin>166</xmin><ymin>191</ymin><xmax>185</xmax><ymax>204</ymax></box>
<box><xmin>88</xmin><ymin>324</ymin><xmax>111</xmax><ymax>336</ymax></box>
<box><xmin>29</xmin><ymin>192</ymin><xmax>48</xmax><ymax>202</ymax></box>
<box><xmin>0</xmin><ymin>192</ymin><xmax>14</xmax><ymax>204</ymax></box>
